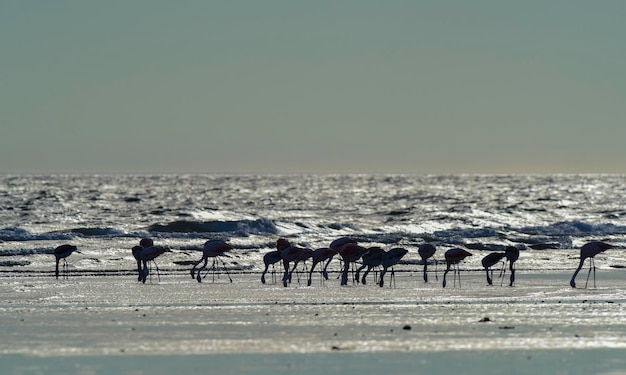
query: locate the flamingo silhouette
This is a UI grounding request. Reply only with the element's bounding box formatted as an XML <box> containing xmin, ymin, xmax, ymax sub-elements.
<box><xmin>503</xmin><ymin>246</ymin><xmax>520</xmax><ymax>286</ymax></box>
<box><xmin>132</xmin><ymin>245</ymin><xmax>144</xmax><ymax>281</ymax></box>
<box><xmin>307</xmin><ymin>247</ymin><xmax>338</xmax><ymax>286</ymax></box>
<box><xmin>289</xmin><ymin>247</ymin><xmax>313</xmax><ymax>285</ymax></box>
<box><xmin>338</xmin><ymin>243</ymin><xmax>369</xmax><ymax>286</ymax></box>
<box><xmin>54</xmin><ymin>244</ymin><xmax>78</xmax><ymax>279</ymax></box>
<box><xmin>570</xmin><ymin>241</ymin><xmax>616</xmax><ymax>288</ymax></box>
<box><xmin>191</xmin><ymin>239</ymin><xmax>234</xmax><ymax>283</ymax></box>
<box><xmin>327</xmin><ymin>237</ymin><xmax>358</xmax><ymax>279</ymax></box>
<box><xmin>277</xmin><ymin>239</ymin><xmax>309</xmax><ymax>287</ymax></box>
<box><xmin>379</xmin><ymin>247</ymin><xmax>408</xmax><ymax>287</ymax></box>
<box><xmin>481</xmin><ymin>252</ymin><xmax>505</xmax><ymax>285</ymax></box>
<box><xmin>418</xmin><ymin>243</ymin><xmax>437</xmax><ymax>282</ymax></box>
<box><xmin>261</xmin><ymin>250</ymin><xmax>282</xmax><ymax>284</ymax></box>
<box><xmin>138</xmin><ymin>244</ymin><xmax>169</xmax><ymax>283</ymax></box>
<box><xmin>355</xmin><ymin>247</ymin><xmax>385</xmax><ymax>285</ymax></box>
<box><xmin>442</xmin><ymin>248</ymin><xmax>473</xmax><ymax>288</ymax></box>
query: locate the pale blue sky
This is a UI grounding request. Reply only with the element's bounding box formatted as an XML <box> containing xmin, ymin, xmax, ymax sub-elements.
<box><xmin>1</xmin><ymin>1</ymin><xmax>625</xmax><ymax>174</ymax></box>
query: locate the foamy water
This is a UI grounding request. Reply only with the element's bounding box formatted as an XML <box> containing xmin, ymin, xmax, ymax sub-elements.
<box><xmin>2</xmin><ymin>174</ymin><xmax>626</xmax><ymax>374</ymax></box>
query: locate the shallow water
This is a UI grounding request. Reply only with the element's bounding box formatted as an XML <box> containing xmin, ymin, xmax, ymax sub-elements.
<box><xmin>2</xmin><ymin>174</ymin><xmax>626</xmax><ymax>373</ymax></box>
<box><xmin>3</xmin><ymin>270</ymin><xmax>626</xmax><ymax>355</ymax></box>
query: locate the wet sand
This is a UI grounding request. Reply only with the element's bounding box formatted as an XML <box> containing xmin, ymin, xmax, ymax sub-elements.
<box><xmin>2</xmin><ymin>269</ymin><xmax>626</xmax><ymax>374</ymax></box>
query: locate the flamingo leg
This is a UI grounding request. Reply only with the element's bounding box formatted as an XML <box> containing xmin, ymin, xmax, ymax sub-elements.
<box><xmin>509</xmin><ymin>262</ymin><xmax>516</xmax><ymax>287</ymax></box>
<box><xmin>322</xmin><ymin>256</ymin><xmax>333</xmax><ymax>280</ymax></box>
<box><xmin>153</xmin><ymin>260</ymin><xmax>161</xmax><ymax>282</ymax></box>
<box><xmin>585</xmin><ymin>258</ymin><xmax>593</xmax><ymax>289</ymax></box>
<box><xmin>194</xmin><ymin>258</ymin><xmax>209</xmax><ymax>283</ymax></box>
<box><xmin>217</xmin><ymin>257</ymin><xmax>233</xmax><ymax>283</ymax></box>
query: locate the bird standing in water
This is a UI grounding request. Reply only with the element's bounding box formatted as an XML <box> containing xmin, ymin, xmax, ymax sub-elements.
<box><xmin>503</xmin><ymin>246</ymin><xmax>520</xmax><ymax>287</ymax></box>
<box><xmin>418</xmin><ymin>244</ymin><xmax>437</xmax><ymax>283</ymax></box>
<box><xmin>481</xmin><ymin>252</ymin><xmax>505</xmax><ymax>285</ymax></box>
<box><xmin>443</xmin><ymin>248</ymin><xmax>473</xmax><ymax>288</ymax></box>
<box><xmin>54</xmin><ymin>244</ymin><xmax>78</xmax><ymax>279</ymax></box>
<box><xmin>261</xmin><ymin>250</ymin><xmax>282</xmax><ymax>284</ymax></box>
<box><xmin>378</xmin><ymin>247</ymin><xmax>408</xmax><ymax>288</ymax></box>
<box><xmin>191</xmin><ymin>239</ymin><xmax>234</xmax><ymax>283</ymax></box>
<box><xmin>570</xmin><ymin>241</ymin><xmax>616</xmax><ymax>288</ymax></box>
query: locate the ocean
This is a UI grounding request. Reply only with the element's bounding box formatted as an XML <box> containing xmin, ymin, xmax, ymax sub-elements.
<box><xmin>1</xmin><ymin>174</ymin><xmax>626</xmax><ymax>374</ymax></box>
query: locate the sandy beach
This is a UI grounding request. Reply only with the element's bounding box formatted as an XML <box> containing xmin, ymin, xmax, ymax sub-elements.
<box><xmin>2</xmin><ymin>269</ymin><xmax>626</xmax><ymax>374</ymax></box>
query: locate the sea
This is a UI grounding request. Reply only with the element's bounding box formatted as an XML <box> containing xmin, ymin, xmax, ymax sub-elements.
<box><xmin>1</xmin><ymin>174</ymin><xmax>625</xmax><ymax>275</ymax></box>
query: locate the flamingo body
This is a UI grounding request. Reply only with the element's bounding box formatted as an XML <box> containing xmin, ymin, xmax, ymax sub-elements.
<box><xmin>191</xmin><ymin>240</ymin><xmax>234</xmax><ymax>283</ymax></box>
<box><xmin>261</xmin><ymin>250</ymin><xmax>282</xmax><ymax>284</ymax></box>
<box><xmin>418</xmin><ymin>243</ymin><xmax>437</xmax><ymax>282</ymax></box>
<box><xmin>54</xmin><ymin>244</ymin><xmax>78</xmax><ymax>279</ymax></box>
<box><xmin>481</xmin><ymin>252</ymin><xmax>505</xmax><ymax>285</ymax></box>
<box><xmin>443</xmin><ymin>248</ymin><xmax>473</xmax><ymax>288</ymax></box>
<box><xmin>307</xmin><ymin>247</ymin><xmax>338</xmax><ymax>286</ymax></box>
<box><xmin>379</xmin><ymin>247</ymin><xmax>408</xmax><ymax>287</ymax></box>
<box><xmin>570</xmin><ymin>241</ymin><xmax>616</xmax><ymax>288</ymax></box>
<box><xmin>338</xmin><ymin>243</ymin><xmax>368</xmax><ymax>286</ymax></box>
<box><xmin>356</xmin><ymin>247</ymin><xmax>385</xmax><ymax>285</ymax></box>
<box><xmin>504</xmin><ymin>246</ymin><xmax>520</xmax><ymax>286</ymax></box>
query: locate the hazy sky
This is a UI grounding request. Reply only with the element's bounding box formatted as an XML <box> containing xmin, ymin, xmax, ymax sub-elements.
<box><xmin>2</xmin><ymin>1</ymin><xmax>625</xmax><ymax>174</ymax></box>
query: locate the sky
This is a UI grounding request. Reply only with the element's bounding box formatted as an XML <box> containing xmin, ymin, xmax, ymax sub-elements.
<box><xmin>1</xmin><ymin>1</ymin><xmax>625</xmax><ymax>174</ymax></box>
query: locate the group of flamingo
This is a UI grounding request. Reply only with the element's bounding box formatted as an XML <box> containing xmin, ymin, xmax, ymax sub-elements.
<box><xmin>52</xmin><ymin>238</ymin><xmax>617</xmax><ymax>289</ymax></box>
<box><xmin>261</xmin><ymin>237</ymin><xmax>409</xmax><ymax>288</ymax></box>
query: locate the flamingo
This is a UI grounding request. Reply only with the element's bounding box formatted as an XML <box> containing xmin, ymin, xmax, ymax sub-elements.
<box><xmin>418</xmin><ymin>243</ymin><xmax>437</xmax><ymax>282</ymax></box>
<box><xmin>287</xmin><ymin>247</ymin><xmax>313</xmax><ymax>285</ymax></box>
<box><xmin>54</xmin><ymin>244</ymin><xmax>78</xmax><ymax>279</ymax></box>
<box><xmin>338</xmin><ymin>243</ymin><xmax>369</xmax><ymax>286</ymax></box>
<box><xmin>503</xmin><ymin>246</ymin><xmax>520</xmax><ymax>286</ymax></box>
<box><xmin>131</xmin><ymin>245</ymin><xmax>144</xmax><ymax>281</ymax></box>
<box><xmin>261</xmin><ymin>250</ymin><xmax>282</xmax><ymax>284</ymax></box>
<box><xmin>138</xmin><ymin>245</ymin><xmax>169</xmax><ymax>283</ymax></box>
<box><xmin>279</xmin><ymin>246</ymin><xmax>308</xmax><ymax>287</ymax></box>
<box><xmin>140</xmin><ymin>238</ymin><xmax>154</xmax><ymax>248</ymax></box>
<box><xmin>277</xmin><ymin>238</ymin><xmax>309</xmax><ymax>287</ymax></box>
<box><xmin>355</xmin><ymin>247</ymin><xmax>385</xmax><ymax>285</ymax></box>
<box><xmin>570</xmin><ymin>241</ymin><xmax>617</xmax><ymax>288</ymax></box>
<box><xmin>326</xmin><ymin>237</ymin><xmax>358</xmax><ymax>279</ymax></box>
<box><xmin>481</xmin><ymin>252</ymin><xmax>505</xmax><ymax>285</ymax></box>
<box><xmin>307</xmin><ymin>247</ymin><xmax>338</xmax><ymax>286</ymax></box>
<box><xmin>442</xmin><ymin>248</ymin><xmax>473</xmax><ymax>288</ymax></box>
<box><xmin>379</xmin><ymin>247</ymin><xmax>408</xmax><ymax>287</ymax></box>
<box><xmin>191</xmin><ymin>239</ymin><xmax>234</xmax><ymax>283</ymax></box>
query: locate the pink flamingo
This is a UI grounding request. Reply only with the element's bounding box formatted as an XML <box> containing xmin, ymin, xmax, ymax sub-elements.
<box><xmin>355</xmin><ymin>247</ymin><xmax>385</xmax><ymax>285</ymax></box>
<box><xmin>54</xmin><ymin>244</ymin><xmax>78</xmax><ymax>279</ymax></box>
<box><xmin>570</xmin><ymin>241</ymin><xmax>617</xmax><ymax>288</ymax></box>
<box><xmin>379</xmin><ymin>247</ymin><xmax>408</xmax><ymax>287</ymax></box>
<box><xmin>191</xmin><ymin>239</ymin><xmax>234</xmax><ymax>283</ymax></box>
<box><xmin>418</xmin><ymin>243</ymin><xmax>437</xmax><ymax>282</ymax></box>
<box><xmin>307</xmin><ymin>247</ymin><xmax>338</xmax><ymax>286</ymax></box>
<box><xmin>481</xmin><ymin>252</ymin><xmax>505</xmax><ymax>285</ymax></box>
<box><xmin>338</xmin><ymin>243</ymin><xmax>369</xmax><ymax>286</ymax></box>
<box><xmin>442</xmin><ymin>248</ymin><xmax>473</xmax><ymax>288</ymax></box>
